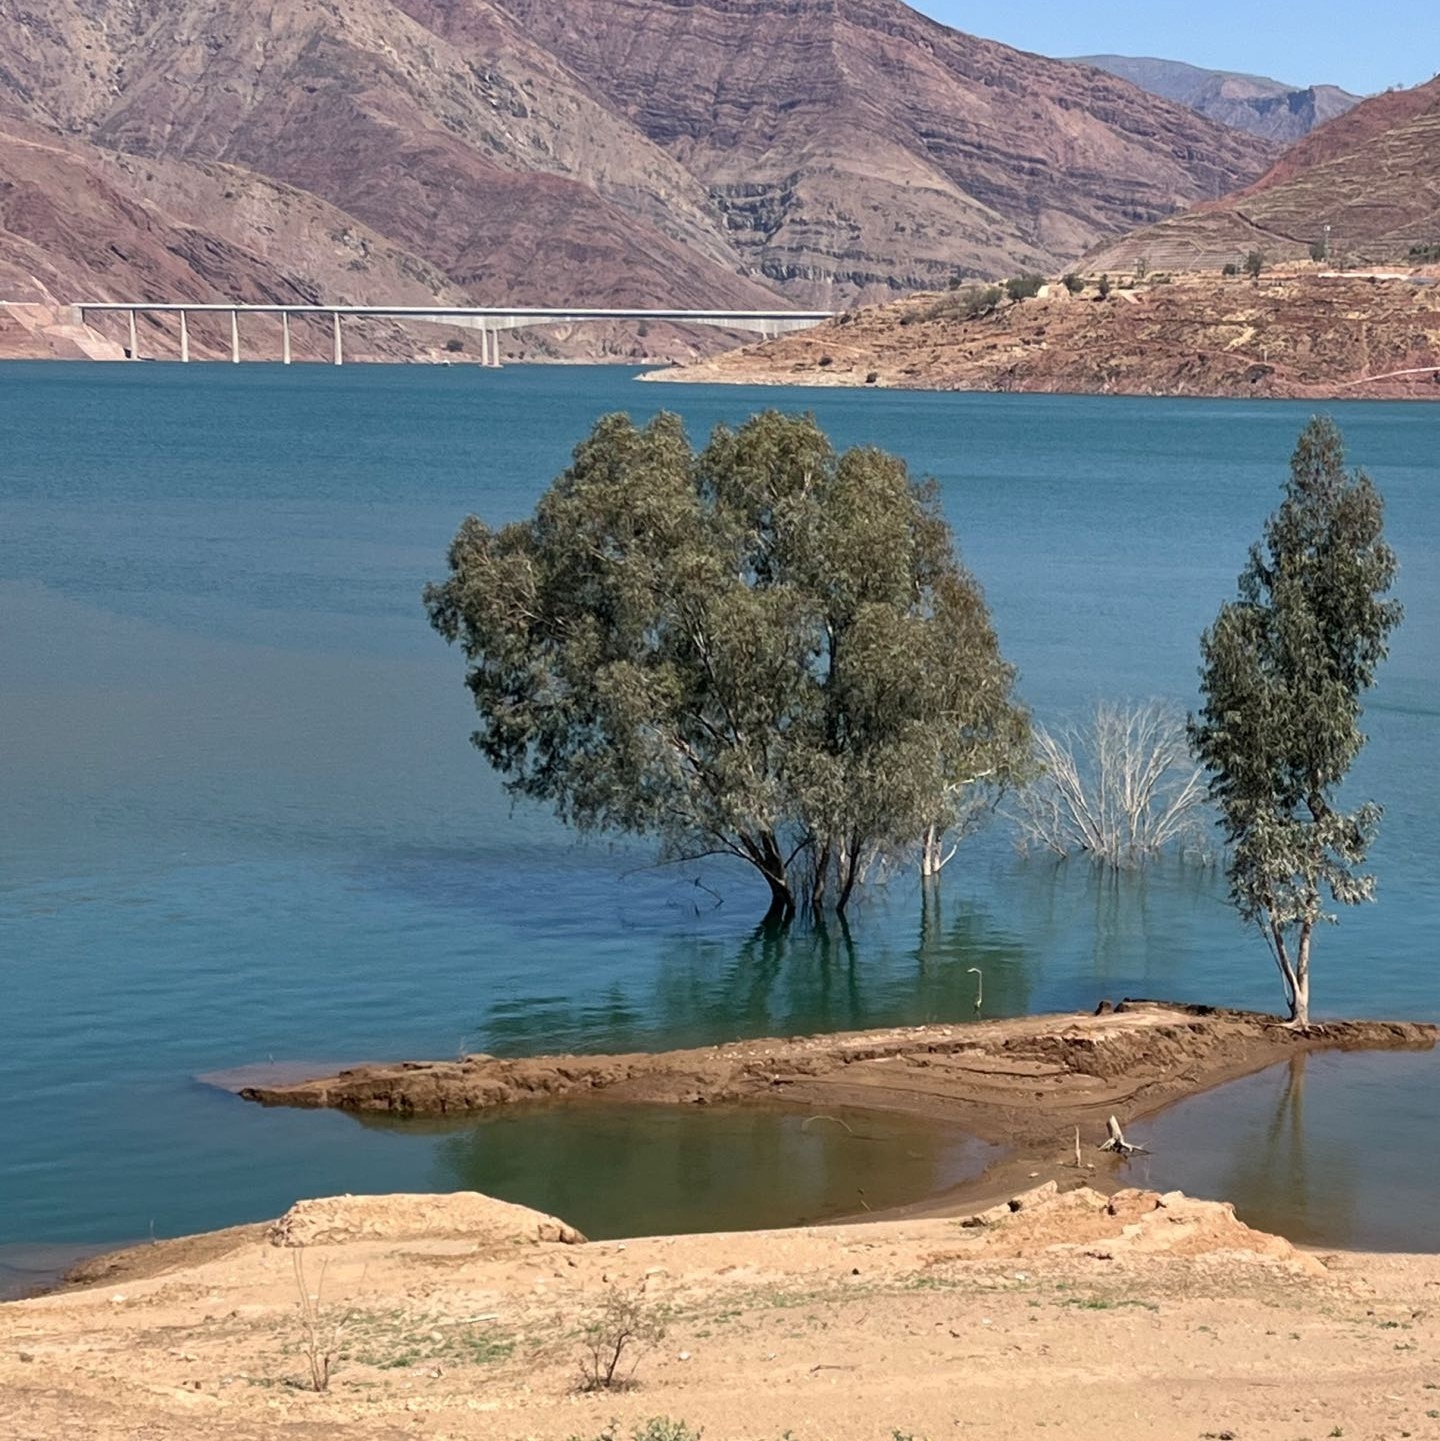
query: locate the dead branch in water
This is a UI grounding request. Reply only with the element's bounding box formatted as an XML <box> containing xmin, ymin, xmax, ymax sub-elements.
<box><xmin>1014</xmin><ymin>701</ymin><xmax>1208</xmax><ymax>867</ymax></box>
<box><xmin>801</xmin><ymin>1114</ymin><xmax>855</xmax><ymax>1135</ymax></box>
<box><xmin>1097</xmin><ymin>1115</ymin><xmax>1148</xmax><ymax>1158</ymax></box>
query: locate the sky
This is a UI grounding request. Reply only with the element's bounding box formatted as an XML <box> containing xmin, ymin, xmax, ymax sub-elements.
<box><xmin>913</xmin><ymin>1</ymin><xmax>1437</xmax><ymax>95</ymax></box>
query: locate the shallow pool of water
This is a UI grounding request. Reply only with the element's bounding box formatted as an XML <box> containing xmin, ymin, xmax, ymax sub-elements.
<box><xmin>353</xmin><ymin>1101</ymin><xmax>1001</xmax><ymax>1239</ymax></box>
<box><xmin>1129</xmin><ymin>1049</ymin><xmax>1440</xmax><ymax>1252</ymax></box>
<box><xmin>0</xmin><ymin>1098</ymin><xmax>998</xmax><ymax>1297</ymax></box>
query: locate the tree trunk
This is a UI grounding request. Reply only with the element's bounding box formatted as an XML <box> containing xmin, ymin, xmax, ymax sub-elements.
<box><xmin>762</xmin><ymin>872</ymin><xmax>795</xmax><ymax>927</ymax></box>
<box><xmin>809</xmin><ymin>841</ymin><xmax>831</xmax><ymax>915</ymax></box>
<box><xmin>1269</xmin><ymin>919</ymin><xmax>1301</xmax><ymax>1022</ymax></box>
<box><xmin>744</xmin><ymin>829</ymin><xmax>795</xmax><ymax>926</ymax></box>
<box><xmin>920</xmin><ymin>823</ymin><xmax>958</xmax><ymax>878</ymax></box>
<box><xmin>1292</xmin><ymin>921</ymin><xmax>1312</xmax><ymax>1027</ymax></box>
<box><xmin>835</xmin><ymin>837</ymin><xmax>862</xmax><ymax>916</ymax></box>
<box><xmin>921</xmin><ymin>825</ymin><xmax>941</xmax><ymax>878</ymax></box>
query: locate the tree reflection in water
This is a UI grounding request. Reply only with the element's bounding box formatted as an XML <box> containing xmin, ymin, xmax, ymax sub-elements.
<box><xmin>349</xmin><ymin>1103</ymin><xmax>1000</xmax><ymax>1240</ymax></box>
<box><xmin>1212</xmin><ymin>1054</ymin><xmax>1359</xmax><ymax>1247</ymax></box>
<box><xmin>1130</xmin><ymin>1052</ymin><xmax>1361</xmax><ymax>1248</ymax></box>
<box><xmin>468</xmin><ymin>890</ymin><xmax>1035</xmax><ymax>1059</ymax></box>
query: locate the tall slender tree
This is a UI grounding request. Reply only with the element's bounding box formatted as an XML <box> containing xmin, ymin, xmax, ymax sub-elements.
<box><xmin>1190</xmin><ymin>418</ymin><xmax>1401</xmax><ymax>1025</ymax></box>
<box><xmin>424</xmin><ymin>410</ymin><xmax>1028</xmax><ymax>922</ymax></box>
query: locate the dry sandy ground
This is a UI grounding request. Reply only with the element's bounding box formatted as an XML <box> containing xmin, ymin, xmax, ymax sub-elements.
<box><xmin>6</xmin><ymin>1184</ymin><xmax>1440</xmax><ymax>1441</ymax></box>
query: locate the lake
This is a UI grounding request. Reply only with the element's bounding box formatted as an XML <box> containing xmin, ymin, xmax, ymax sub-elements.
<box><xmin>1</xmin><ymin>362</ymin><xmax>1437</xmax><ymax>1268</ymax></box>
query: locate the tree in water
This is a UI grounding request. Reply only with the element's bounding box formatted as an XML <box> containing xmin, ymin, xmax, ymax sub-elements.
<box><xmin>1014</xmin><ymin>700</ymin><xmax>1207</xmax><ymax>867</ymax></box>
<box><xmin>424</xmin><ymin>410</ymin><xmax>1028</xmax><ymax>922</ymax></box>
<box><xmin>1190</xmin><ymin>418</ymin><xmax>1401</xmax><ymax>1025</ymax></box>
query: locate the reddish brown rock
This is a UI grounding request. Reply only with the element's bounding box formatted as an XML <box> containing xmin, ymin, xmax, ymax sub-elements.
<box><xmin>0</xmin><ymin>0</ymin><xmax>1274</xmax><ymax>359</ymax></box>
<box><xmin>1089</xmin><ymin>76</ymin><xmax>1440</xmax><ymax>272</ymax></box>
<box><xmin>656</xmin><ymin>268</ymin><xmax>1440</xmax><ymax>400</ymax></box>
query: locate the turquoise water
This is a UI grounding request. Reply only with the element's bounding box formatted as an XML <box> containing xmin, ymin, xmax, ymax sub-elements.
<box><xmin>2</xmin><ymin>363</ymin><xmax>1437</xmax><ymax>1262</ymax></box>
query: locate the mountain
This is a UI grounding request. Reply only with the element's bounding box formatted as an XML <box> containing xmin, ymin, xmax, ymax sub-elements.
<box><xmin>0</xmin><ymin>0</ymin><xmax>1275</xmax><ymax>352</ymax></box>
<box><xmin>1072</xmin><ymin>56</ymin><xmax>1361</xmax><ymax>144</ymax></box>
<box><xmin>1087</xmin><ymin>75</ymin><xmax>1440</xmax><ymax>272</ymax></box>
<box><xmin>485</xmin><ymin>0</ymin><xmax>1274</xmax><ymax>300</ymax></box>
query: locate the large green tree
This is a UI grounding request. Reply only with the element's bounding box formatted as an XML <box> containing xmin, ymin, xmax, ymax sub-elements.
<box><xmin>424</xmin><ymin>410</ymin><xmax>1028</xmax><ymax>921</ymax></box>
<box><xmin>1190</xmin><ymin>418</ymin><xmax>1401</xmax><ymax>1025</ymax></box>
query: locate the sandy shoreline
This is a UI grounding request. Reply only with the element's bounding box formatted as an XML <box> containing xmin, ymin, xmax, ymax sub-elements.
<box><xmin>4</xmin><ymin>1004</ymin><xmax>1438</xmax><ymax>1440</ymax></box>
<box><xmin>10</xmin><ymin>1179</ymin><xmax>1440</xmax><ymax>1440</ymax></box>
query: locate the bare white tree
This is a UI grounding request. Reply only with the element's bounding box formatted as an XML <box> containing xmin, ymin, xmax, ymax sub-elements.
<box><xmin>918</xmin><ymin>773</ymin><xmax>998</xmax><ymax>878</ymax></box>
<box><xmin>1014</xmin><ymin>701</ymin><xmax>1208</xmax><ymax>868</ymax></box>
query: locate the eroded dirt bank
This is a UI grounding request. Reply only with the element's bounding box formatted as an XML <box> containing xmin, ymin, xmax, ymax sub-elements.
<box><xmin>647</xmin><ymin>270</ymin><xmax>1440</xmax><ymax>399</ymax></box>
<box><xmin>239</xmin><ymin>1003</ymin><xmax>1435</xmax><ymax>1158</ymax></box>
<box><xmin>8</xmin><ymin>1184</ymin><xmax>1440</xmax><ymax>1441</ymax></box>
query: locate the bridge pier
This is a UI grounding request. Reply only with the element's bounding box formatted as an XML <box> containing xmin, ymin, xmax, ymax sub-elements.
<box><xmin>71</xmin><ymin>302</ymin><xmax>836</xmax><ymax>365</ymax></box>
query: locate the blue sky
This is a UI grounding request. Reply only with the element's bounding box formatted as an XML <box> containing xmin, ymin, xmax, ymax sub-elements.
<box><xmin>913</xmin><ymin>1</ymin><xmax>1437</xmax><ymax>95</ymax></box>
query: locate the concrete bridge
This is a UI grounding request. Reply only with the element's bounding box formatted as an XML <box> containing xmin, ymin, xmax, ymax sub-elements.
<box><xmin>71</xmin><ymin>303</ymin><xmax>836</xmax><ymax>365</ymax></box>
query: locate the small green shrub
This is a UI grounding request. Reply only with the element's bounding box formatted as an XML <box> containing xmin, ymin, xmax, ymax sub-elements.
<box><xmin>921</xmin><ymin>284</ymin><xmax>1002</xmax><ymax>322</ymax></box>
<box><xmin>577</xmin><ymin>1287</ymin><xmax>666</xmax><ymax>1393</ymax></box>
<box><xmin>1244</xmin><ymin>249</ymin><xmax>1266</xmax><ymax>279</ymax></box>
<box><xmin>1097</xmin><ymin>274</ymin><xmax>1112</xmax><ymax>298</ymax></box>
<box><xmin>566</xmin><ymin>1422</ymin><xmax>702</xmax><ymax>1441</ymax></box>
<box><xmin>638</xmin><ymin>1423</ymin><xmax>703</xmax><ymax>1441</ymax></box>
<box><xmin>1062</xmin><ymin>272</ymin><xmax>1085</xmax><ymax>294</ymax></box>
<box><xmin>1005</xmin><ymin>273</ymin><xmax>1044</xmax><ymax>301</ymax></box>
<box><xmin>1222</xmin><ymin>262</ymin><xmax>1240</xmax><ymax>277</ymax></box>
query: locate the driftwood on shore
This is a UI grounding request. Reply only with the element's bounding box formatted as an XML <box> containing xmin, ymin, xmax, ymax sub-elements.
<box><xmin>1098</xmin><ymin>1115</ymin><xmax>1147</xmax><ymax>1158</ymax></box>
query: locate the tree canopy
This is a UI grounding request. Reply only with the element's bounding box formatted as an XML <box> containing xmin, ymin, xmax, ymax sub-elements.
<box><xmin>1190</xmin><ymin>417</ymin><xmax>1401</xmax><ymax>1025</ymax></box>
<box><xmin>424</xmin><ymin>410</ymin><xmax>1029</xmax><ymax>920</ymax></box>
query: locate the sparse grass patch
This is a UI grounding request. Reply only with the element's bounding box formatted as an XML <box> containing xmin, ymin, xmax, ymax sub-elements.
<box><xmin>338</xmin><ymin>1307</ymin><xmax>514</xmax><ymax>1371</ymax></box>
<box><xmin>1058</xmin><ymin>1296</ymin><xmax>1159</xmax><ymax>1313</ymax></box>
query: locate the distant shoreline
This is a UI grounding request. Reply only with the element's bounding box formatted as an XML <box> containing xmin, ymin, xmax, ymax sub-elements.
<box><xmin>646</xmin><ymin>270</ymin><xmax>1440</xmax><ymax>401</ymax></box>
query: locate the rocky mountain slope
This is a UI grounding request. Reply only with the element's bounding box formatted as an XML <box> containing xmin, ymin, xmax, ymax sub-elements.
<box><xmin>0</xmin><ymin>0</ymin><xmax>1275</xmax><ymax>354</ymax></box>
<box><xmin>653</xmin><ymin>269</ymin><xmax>1440</xmax><ymax>400</ymax></box>
<box><xmin>1073</xmin><ymin>56</ymin><xmax>1360</xmax><ymax>144</ymax></box>
<box><xmin>497</xmin><ymin>0</ymin><xmax>1274</xmax><ymax>301</ymax></box>
<box><xmin>1087</xmin><ymin>75</ymin><xmax>1440</xmax><ymax>272</ymax></box>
